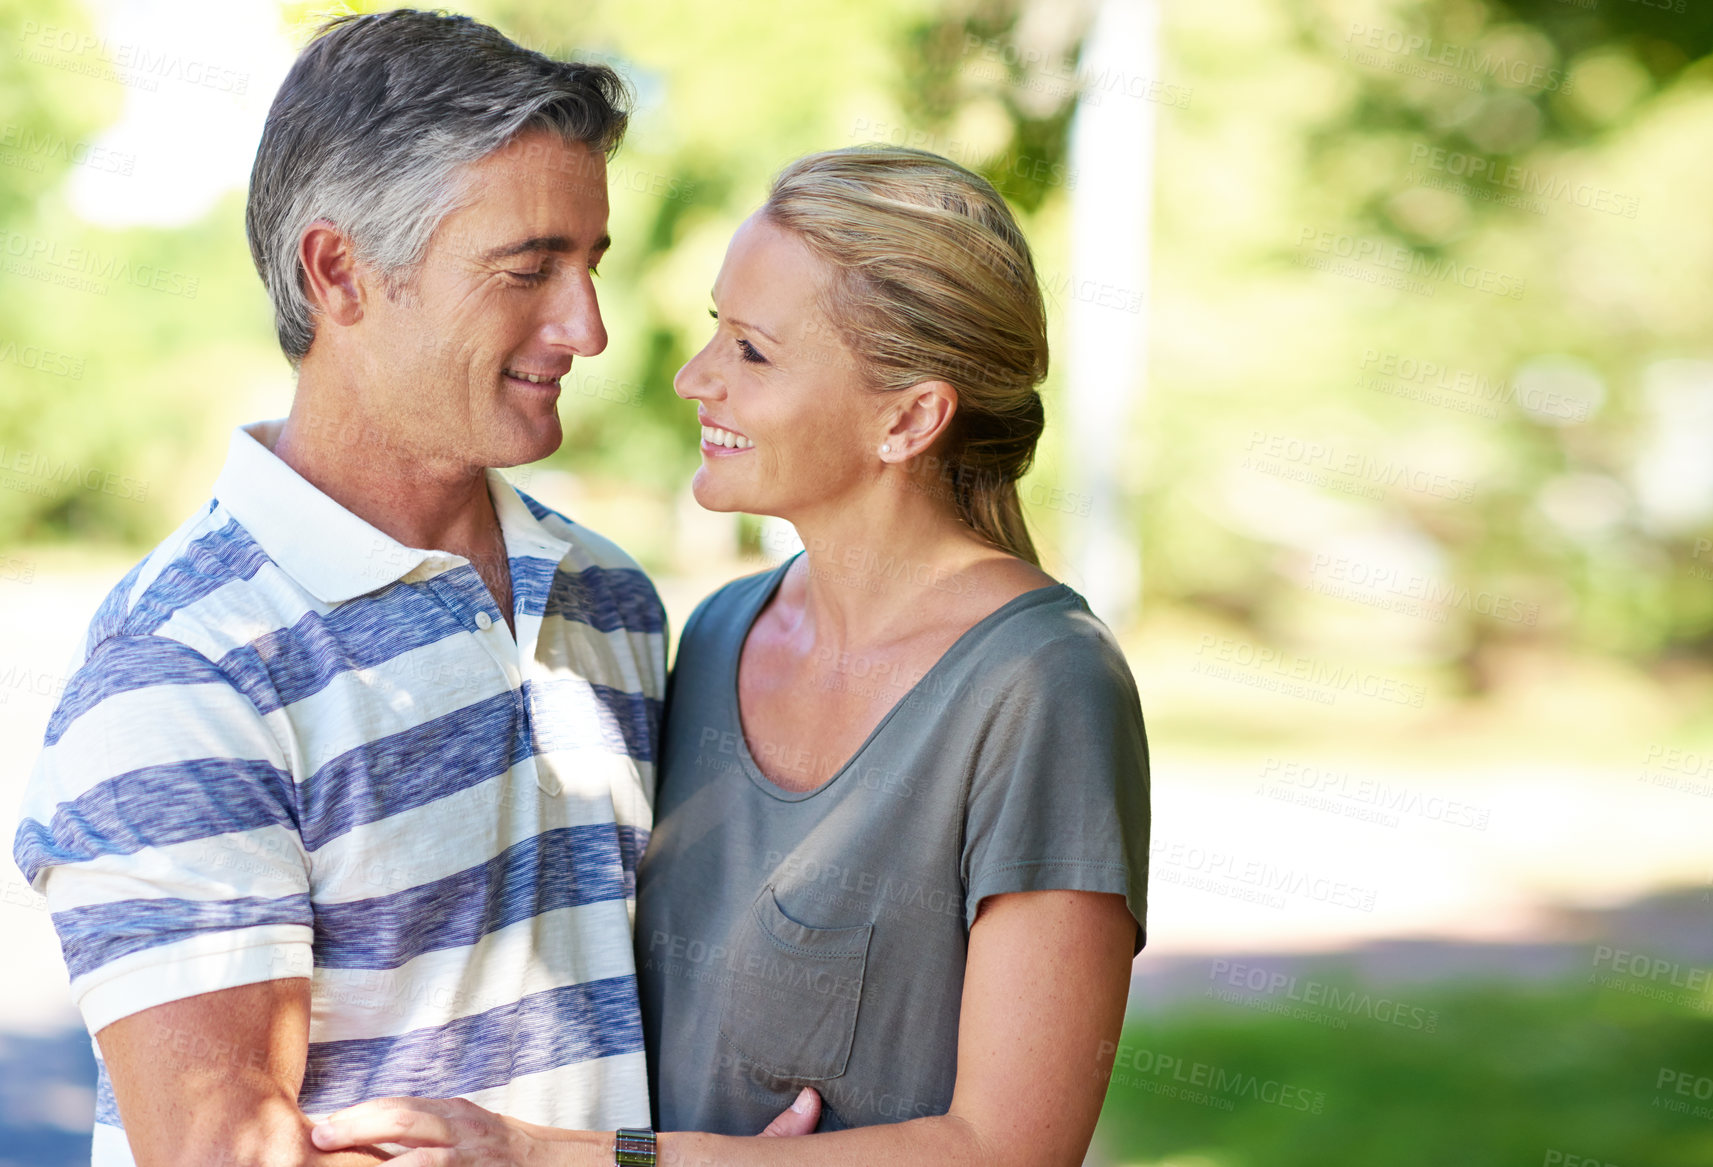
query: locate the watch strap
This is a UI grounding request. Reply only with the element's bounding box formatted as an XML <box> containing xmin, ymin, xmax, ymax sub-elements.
<box><xmin>614</xmin><ymin>1127</ymin><xmax>657</xmax><ymax>1166</ymax></box>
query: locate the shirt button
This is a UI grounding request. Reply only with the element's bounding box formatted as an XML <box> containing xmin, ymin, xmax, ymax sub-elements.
<box><xmin>475</xmin><ymin>611</ymin><xmax>493</xmax><ymax>630</ymax></box>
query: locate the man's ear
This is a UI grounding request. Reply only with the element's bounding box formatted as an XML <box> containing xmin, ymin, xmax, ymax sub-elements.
<box><xmin>298</xmin><ymin>220</ymin><xmax>365</xmax><ymax>329</ymax></box>
<box><xmin>878</xmin><ymin>380</ymin><xmax>958</xmax><ymax>464</ymax></box>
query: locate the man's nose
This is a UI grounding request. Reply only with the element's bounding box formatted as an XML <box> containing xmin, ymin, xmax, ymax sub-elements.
<box><xmin>543</xmin><ymin>273</ymin><xmax>607</xmax><ymax>357</ymax></box>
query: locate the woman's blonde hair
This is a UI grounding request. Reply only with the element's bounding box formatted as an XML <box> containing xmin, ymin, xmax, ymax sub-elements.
<box><xmin>764</xmin><ymin>146</ymin><xmax>1049</xmax><ymax>565</ymax></box>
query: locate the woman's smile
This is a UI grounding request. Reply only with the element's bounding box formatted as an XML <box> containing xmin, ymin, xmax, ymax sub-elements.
<box><xmin>699</xmin><ymin>419</ymin><xmax>756</xmax><ymax>455</ymax></box>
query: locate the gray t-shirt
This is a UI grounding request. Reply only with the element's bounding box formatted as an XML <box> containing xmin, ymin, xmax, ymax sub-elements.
<box><xmin>635</xmin><ymin>559</ymin><xmax>1149</xmax><ymax>1134</ymax></box>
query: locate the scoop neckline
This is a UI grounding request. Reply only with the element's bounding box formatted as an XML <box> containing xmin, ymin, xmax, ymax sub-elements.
<box><xmin>725</xmin><ymin>553</ymin><xmax>1073</xmax><ymax>803</ymax></box>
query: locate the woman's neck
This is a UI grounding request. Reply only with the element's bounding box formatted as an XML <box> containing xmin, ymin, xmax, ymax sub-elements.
<box><xmin>779</xmin><ymin>483</ymin><xmax>1026</xmax><ymax>652</ymax></box>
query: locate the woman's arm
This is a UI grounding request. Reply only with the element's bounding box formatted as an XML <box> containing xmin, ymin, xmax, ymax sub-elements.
<box><xmin>312</xmin><ymin>888</ymin><xmax>1136</xmax><ymax>1167</ymax></box>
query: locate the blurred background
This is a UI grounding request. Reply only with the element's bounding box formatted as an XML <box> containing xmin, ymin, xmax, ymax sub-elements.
<box><xmin>1</xmin><ymin>0</ymin><xmax>1710</xmax><ymax>1162</ymax></box>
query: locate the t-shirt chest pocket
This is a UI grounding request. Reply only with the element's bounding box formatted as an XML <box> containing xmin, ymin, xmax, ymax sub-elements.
<box><xmin>716</xmin><ymin>885</ymin><xmax>872</xmax><ymax>1083</ymax></box>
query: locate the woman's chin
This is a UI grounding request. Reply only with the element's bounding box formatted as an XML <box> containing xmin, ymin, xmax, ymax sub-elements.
<box><xmin>689</xmin><ymin>470</ymin><xmax>744</xmax><ymax>514</ymax></box>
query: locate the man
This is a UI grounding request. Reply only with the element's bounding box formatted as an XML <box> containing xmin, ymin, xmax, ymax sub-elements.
<box><xmin>12</xmin><ymin>12</ymin><xmax>808</xmax><ymax>1165</ymax></box>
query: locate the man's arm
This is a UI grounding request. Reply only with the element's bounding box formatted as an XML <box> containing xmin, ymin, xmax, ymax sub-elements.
<box><xmin>98</xmin><ymin>977</ymin><xmax>389</xmax><ymax>1167</ymax></box>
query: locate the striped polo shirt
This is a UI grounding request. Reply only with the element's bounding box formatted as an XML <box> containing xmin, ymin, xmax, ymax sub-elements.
<box><xmin>13</xmin><ymin>421</ymin><xmax>665</xmax><ymax>1165</ymax></box>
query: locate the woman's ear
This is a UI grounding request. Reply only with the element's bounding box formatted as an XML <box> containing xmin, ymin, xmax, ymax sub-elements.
<box><xmin>878</xmin><ymin>380</ymin><xmax>958</xmax><ymax>463</ymax></box>
<box><xmin>298</xmin><ymin>220</ymin><xmax>366</xmax><ymax>329</ymax></box>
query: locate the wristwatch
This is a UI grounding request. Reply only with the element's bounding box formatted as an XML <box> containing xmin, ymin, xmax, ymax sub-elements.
<box><xmin>614</xmin><ymin>1127</ymin><xmax>657</xmax><ymax>1166</ymax></box>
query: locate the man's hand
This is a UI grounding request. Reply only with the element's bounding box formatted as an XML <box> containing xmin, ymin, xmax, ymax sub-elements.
<box><xmin>310</xmin><ymin>1089</ymin><xmax>820</xmax><ymax>1163</ymax></box>
<box><xmin>757</xmin><ymin>1087</ymin><xmax>821</xmax><ymax>1137</ymax></box>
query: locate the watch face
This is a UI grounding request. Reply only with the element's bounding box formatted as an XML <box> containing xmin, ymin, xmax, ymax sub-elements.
<box><xmin>615</xmin><ymin>1128</ymin><xmax>657</xmax><ymax>1166</ymax></box>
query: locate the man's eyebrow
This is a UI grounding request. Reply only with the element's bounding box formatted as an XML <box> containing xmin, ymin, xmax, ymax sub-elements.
<box><xmin>481</xmin><ymin>234</ymin><xmax>612</xmax><ymax>262</ymax></box>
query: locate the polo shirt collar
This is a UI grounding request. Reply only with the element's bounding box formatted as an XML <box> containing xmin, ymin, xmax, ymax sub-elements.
<box><xmin>212</xmin><ymin>421</ymin><xmax>568</xmax><ymax>606</ymax></box>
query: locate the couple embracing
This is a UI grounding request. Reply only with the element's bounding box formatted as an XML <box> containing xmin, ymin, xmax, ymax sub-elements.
<box><xmin>15</xmin><ymin>10</ymin><xmax>1149</xmax><ymax>1166</ymax></box>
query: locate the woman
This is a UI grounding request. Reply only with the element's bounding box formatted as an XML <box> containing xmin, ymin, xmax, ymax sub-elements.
<box><xmin>311</xmin><ymin>146</ymin><xmax>1149</xmax><ymax>1166</ymax></box>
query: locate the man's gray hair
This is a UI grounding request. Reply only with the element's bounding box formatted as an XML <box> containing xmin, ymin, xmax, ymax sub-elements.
<box><xmin>245</xmin><ymin>9</ymin><xmax>630</xmax><ymax>364</ymax></box>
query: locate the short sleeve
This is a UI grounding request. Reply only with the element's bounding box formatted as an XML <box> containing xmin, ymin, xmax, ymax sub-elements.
<box><xmin>960</xmin><ymin>629</ymin><xmax>1150</xmax><ymax>951</ymax></box>
<box><xmin>12</xmin><ymin>635</ymin><xmax>314</xmax><ymax>1034</ymax></box>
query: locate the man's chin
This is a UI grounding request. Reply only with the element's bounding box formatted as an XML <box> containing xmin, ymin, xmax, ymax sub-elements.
<box><xmin>487</xmin><ymin>416</ymin><xmax>564</xmax><ymax>470</ymax></box>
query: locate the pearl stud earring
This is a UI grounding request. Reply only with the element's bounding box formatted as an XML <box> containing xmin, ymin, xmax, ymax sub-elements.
<box><xmin>880</xmin><ymin>444</ymin><xmax>891</xmax><ymax>454</ymax></box>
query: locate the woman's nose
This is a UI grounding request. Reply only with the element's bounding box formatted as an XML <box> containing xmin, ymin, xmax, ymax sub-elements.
<box><xmin>672</xmin><ymin>342</ymin><xmax>719</xmax><ymax>402</ymax></box>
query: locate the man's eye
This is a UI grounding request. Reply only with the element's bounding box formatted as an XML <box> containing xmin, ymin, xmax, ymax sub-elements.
<box><xmin>737</xmin><ymin>339</ymin><xmax>767</xmax><ymax>364</ymax></box>
<box><xmin>505</xmin><ymin>269</ymin><xmax>548</xmax><ymax>285</ymax></box>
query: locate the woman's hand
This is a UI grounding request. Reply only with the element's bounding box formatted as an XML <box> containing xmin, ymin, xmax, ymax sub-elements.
<box><xmin>310</xmin><ymin>1096</ymin><xmax>576</xmax><ymax>1166</ymax></box>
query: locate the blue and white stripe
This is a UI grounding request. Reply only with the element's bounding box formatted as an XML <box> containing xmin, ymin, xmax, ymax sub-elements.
<box><xmin>14</xmin><ymin>422</ymin><xmax>665</xmax><ymax>1165</ymax></box>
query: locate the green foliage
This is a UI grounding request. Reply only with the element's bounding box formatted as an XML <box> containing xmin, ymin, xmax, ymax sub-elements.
<box><xmin>1134</xmin><ymin>0</ymin><xmax>1713</xmax><ymax>671</ymax></box>
<box><xmin>1098</xmin><ymin>976</ymin><xmax>1713</xmax><ymax>1165</ymax></box>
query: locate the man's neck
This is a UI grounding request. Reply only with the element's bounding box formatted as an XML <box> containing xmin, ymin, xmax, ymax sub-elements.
<box><xmin>270</xmin><ymin>388</ymin><xmax>516</xmax><ymax>632</ymax></box>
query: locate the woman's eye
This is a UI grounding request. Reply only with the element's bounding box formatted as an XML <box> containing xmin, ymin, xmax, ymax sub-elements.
<box><xmin>709</xmin><ymin>310</ymin><xmax>765</xmax><ymax>363</ymax></box>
